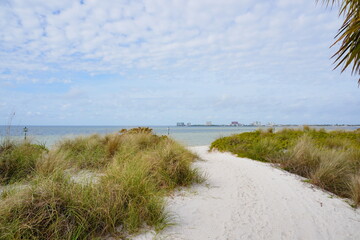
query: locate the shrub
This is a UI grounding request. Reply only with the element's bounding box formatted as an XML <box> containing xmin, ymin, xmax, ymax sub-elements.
<box><xmin>119</xmin><ymin>127</ymin><xmax>153</xmax><ymax>135</ymax></box>
<box><xmin>252</xmin><ymin>138</ymin><xmax>283</xmax><ymax>162</ymax></box>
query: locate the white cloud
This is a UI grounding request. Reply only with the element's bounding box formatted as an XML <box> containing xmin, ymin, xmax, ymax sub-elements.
<box><xmin>0</xmin><ymin>0</ymin><xmax>340</xmax><ymax>75</ymax></box>
<box><xmin>0</xmin><ymin>0</ymin><xmax>358</xmax><ymax>125</ymax></box>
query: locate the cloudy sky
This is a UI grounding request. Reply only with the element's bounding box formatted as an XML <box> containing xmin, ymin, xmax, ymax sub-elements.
<box><xmin>0</xmin><ymin>0</ymin><xmax>358</xmax><ymax>126</ymax></box>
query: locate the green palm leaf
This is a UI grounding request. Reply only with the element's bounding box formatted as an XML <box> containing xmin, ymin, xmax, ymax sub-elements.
<box><xmin>318</xmin><ymin>0</ymin><xmax>360</xmax><ymax>84</ymax></box>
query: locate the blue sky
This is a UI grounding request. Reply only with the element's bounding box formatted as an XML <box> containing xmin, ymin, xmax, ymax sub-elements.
<box><xmin>0</xmin><ymin>0</ymin><xmax>359</xmax><ymax>126</ymax></box>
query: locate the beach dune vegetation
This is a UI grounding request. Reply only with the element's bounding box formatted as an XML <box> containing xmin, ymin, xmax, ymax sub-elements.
<box><xmin>0</xmin><ymin>140</ymin><xmax>47</xmax><ymax>184</ymax></box>
<box><xmin>0</xmin><ymin>128</ymin><xmax>202</xmax><ymax>239</ymax></box>
<box><xmin>211</xmin><ymin>127</ymin><xmax>360</xmax><ymax>206</ymax></box>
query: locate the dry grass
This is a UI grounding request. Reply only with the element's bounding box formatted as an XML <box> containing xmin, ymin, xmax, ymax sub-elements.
<box><xmin>282</xmin><ymin>135</ymin><xmax>321</xmax><ymax>177</ymax></box>
<box><xmin>211</xmin><ymin>127</ymin><xmax>360</xmax><ymax>207</ymax></box>
<box><xmin>0</xmin><ymin>171</ymin><xmax>165</xmax><ymax>239</ymax></box>
<box><xmin>310</xmin><ymin>150</ymin><xmax>351</xmax><ymax>195</ymax></box>
<box><xmin>349</xmin><ymin>174</ymin><xmax>360</xmax><ymax>206</ymax></box>
<box><xmin>0</xmin><ymin>128</ymin><xmax>203</xmax><ymax>239</ymax></box>
<box><xmin>0</xmin><ymin>140</ymin><xmax>47</xmax><ymax>184</ymax></box>
<box><xmin>53</xmin><ymin>134</ymin><xmax>109</xmax><ymax>170</ymax></box>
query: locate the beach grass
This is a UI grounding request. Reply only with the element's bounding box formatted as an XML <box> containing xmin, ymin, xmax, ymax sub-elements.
<box><xmin>0</xmin><ymin>128</ymin><xmax>203</xmax><ymax>239</ymax></box>
<box><xmin>0</xmin><ymin>139</ymin><xmax>48</xmax><ymax>184</ymax></box>
<box><xmin>211</xmin><ymin>127</ymin><xmax>360</xmax><ymax>206</ymax></box>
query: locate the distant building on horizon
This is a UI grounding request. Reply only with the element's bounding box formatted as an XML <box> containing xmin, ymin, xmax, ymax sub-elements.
<box><xmin>251</xmin><ymin>121</ymin><xmax>261</xmax><ymax>126</ymax></box>
<box><xmin>206</xmin><ymin>121</ymin><xmax>212</xmax><ymax>126</ymax></box>
<box><xmin>187</xmin><ymin>122</ymin><xmax>191</xmax><ymax>126</ymax></box>
<box><xmin>177</xmin><ymin>122</ymin><xmax>185</xmax><ymax>126</ymax></box>
<box><xmin>230</xmin><ymin>121</ymin><xmax>239</xmax><ymax>126</ymax></box>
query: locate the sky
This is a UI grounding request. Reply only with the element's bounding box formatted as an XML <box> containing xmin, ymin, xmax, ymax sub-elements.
<box><xmin>0</xmin><ymin>0</ymin><xmax>359</xmax><ymax>126</ymax></box>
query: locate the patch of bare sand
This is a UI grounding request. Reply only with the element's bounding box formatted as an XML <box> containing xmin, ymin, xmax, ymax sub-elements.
<box><xmin>133</xmin><ymin>146</ymin><xmax>360</xmax><ymax>240</ymax></box>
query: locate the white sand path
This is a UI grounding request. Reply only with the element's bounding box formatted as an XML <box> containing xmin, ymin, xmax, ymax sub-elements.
<box><xmin>135</xmin><ymin>146</ymin><xmax>360</xmax><ymax>240</ymax></box>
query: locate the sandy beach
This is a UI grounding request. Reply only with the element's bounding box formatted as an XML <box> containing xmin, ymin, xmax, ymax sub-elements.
<box><xmin>134</xmin><ymin>146</ymin><xmax>360</xmax><ymax>240</ymax></box>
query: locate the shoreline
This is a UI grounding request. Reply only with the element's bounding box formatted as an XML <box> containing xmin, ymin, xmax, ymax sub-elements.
<box><xmin>1</xmin><ymin>125</ymin><xmax>360</xmax><ymax>149</ymax></box>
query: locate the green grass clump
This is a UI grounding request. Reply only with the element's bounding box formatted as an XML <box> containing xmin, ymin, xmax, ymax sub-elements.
<box><xmin>0</xmin><ymin>170</ymin><xmax>165</xmax><ymax>239</ymax></box>
<box><xmin>54</xmin><ymin>134</ymin><xmax>110</xmax><ymax>170</ymax></box>
<box><xmin>211</xmin><ymin>127</ymin><xmax>360</xmax><ymax>161</ymax></box>
<box><xmin>211</xmin><ymin>127</ymin><xmax>360</xmax><ymax>206</ymax></box>
<box><xmin>50</xmin><ymin>129</ymin><xmax>166</xmax><ymax>171</ymax></box>
<box><xmin>349</xmin><ymin>174</ymin><xmax>360</xmax><ymax>206</ymax></box>
<box><xmin>0</xmin><ymin>128</ymin><xmax>202</xmax><ymax>239</ymax></box>
<box><xmin>281</xmin><ymin>135</ymin><xmax>321</xmax><ymax>177</ymax></box>
<box><xmin>210</xmin><ymin>129</ymin><xmax>304</xmax><ymax>161</ymax></box>
<box><xmin>0</xmin><ymin>140</ymin><xmax>47</xmax><ymax>184</ymax></box>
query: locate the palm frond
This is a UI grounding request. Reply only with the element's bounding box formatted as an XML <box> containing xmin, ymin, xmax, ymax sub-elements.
<box><xmin>318</xmin><ymin>0</ymin><xmax>340</xmax><ymax>7</ymax></box>
<box><xmin>318</xmin><ymin>0</ymin><xmax>360</xmax><ymax>84</ymax></box>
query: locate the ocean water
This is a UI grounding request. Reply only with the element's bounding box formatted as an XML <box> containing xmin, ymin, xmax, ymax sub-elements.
<box><xmin>0</xmin><ymin>125</ymin><xmax>359</xmax><ymax>147</ymax></box>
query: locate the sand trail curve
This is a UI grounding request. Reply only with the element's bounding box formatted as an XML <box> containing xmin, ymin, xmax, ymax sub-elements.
<box><xmin>135</xmin><ymin>146</ymin><xmax>360</xmax><ymax>240</ymax></box>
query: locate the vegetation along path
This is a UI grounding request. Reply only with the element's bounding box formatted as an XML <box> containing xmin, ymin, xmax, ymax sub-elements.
<box><xmin>139</xmin><ymin>146</ymin><xmax>360</xmax><ymax>240</ymax></box>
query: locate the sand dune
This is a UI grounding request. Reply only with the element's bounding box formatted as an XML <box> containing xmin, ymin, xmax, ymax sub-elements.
<box><xmin>134</xmin><ymin>146</ymin><xmax>360</xmax><ymax>240</ymax></box>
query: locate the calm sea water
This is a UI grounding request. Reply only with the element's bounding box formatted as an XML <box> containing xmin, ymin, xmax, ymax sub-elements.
<box><xmin>0</xmin><ymin>125</ymin><xmax>359</xmax><ymax>147</ymax></box>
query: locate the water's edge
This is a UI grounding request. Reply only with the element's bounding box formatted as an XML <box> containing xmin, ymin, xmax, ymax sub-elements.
<box><xmin>1</xmin><ymin>125</ymin><xmax>358</xmax><ymax>147</ymax></box>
